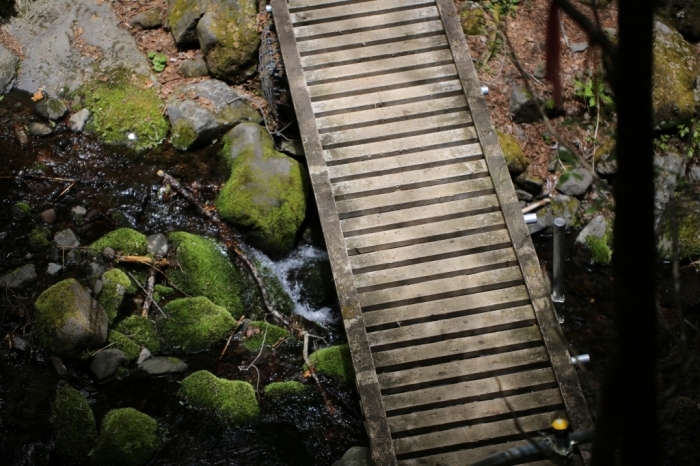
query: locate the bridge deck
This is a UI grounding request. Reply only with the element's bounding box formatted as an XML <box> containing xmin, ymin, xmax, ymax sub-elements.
<box><xmin>270</xmin><ymin>0</ymin><xmax>593</xmax><ymax>464</ymax></box>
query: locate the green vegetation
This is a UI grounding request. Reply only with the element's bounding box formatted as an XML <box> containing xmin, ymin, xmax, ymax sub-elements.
<box><xmin>153</xmin><ymin>284</ymin><xmax>174</xmax><ymax>302</ymax></box>
<box><xmin>99</xmin><ymin>268</ymin><xmax>135</xmax><ymax>324</ymax></box>
<box><xmin>585</xmin><ymin>225</ymin><xmax>614</xmax><ymax>265</ymax></box>
<box><xmin>108</xmin><ymin>330</ymin><xmax>141</xmax><ymax>360</ymax></box>
<box><xmin>52</xmin><ymin>385</ymin><xmax>97</xmax><ymax>463</ymax></box>
<box><xmin>91</xmin><ymin>228</ymin><xmax>148</xmax><ymax>255</ymax></box>
<box><xmin>27</xmin><ymin>226</ymin><xmax>51</xmax><ymax>253</ymax></box>
<box><xmin>92</xmin><ymin>408</ymin><xmax>160</xmax><ymax>466</ymax></box>
<box><xmin>264</xmin><ymin>381</ymin><xmax>306</xmax><ymax>398</ymax></box>
<box><xmin>114</xmin><ymin>315</ymin><xmax>160</xmax><ymax>353</ymax></box>
<box><xmin>573</xmin><ymin>75</ymin><xmax>614</xmax><ymax>111</ymax></box>
<box><xmin>242</xmin><ymin>321</ymin><xmax>290</xmax><ymax>352</ymax></box>
<box><xmin>305</xmin><ymin>344</ymin><xmax>354</xmax><ymax>383</ymax></box>
<box><xmin>147</xmin><ymin>51</ymin><xmax>167</xmax><ymax>72</ymax></box>
<box><xmin>169</xmin><ymin>119</ymin><xmax>198</xmax><ymax>150</ymax></box>
<box><xmin>180</xmin><ymin>370</ymin><xmax>259</xmax><ymax>423</ymax></box>
<box><xmin>12</xmin><ymin>202</ymin><xmax>31</xmax><ymax>217</ymax></box>
<box><xmin>496</xmin><ymin>130</ymin><xmax>529</xmax><ymax>176</ymax></box>
<box><xmin>159</xmin><ymin>297</ymin><xmax>236</xmax><ymax>353</ymax></box>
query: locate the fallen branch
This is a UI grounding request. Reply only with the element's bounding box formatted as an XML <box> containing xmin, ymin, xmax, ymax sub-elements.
<box><xmin>118</xmin><ymin>255</ymin><xmax>169</xmax><ymax>268</ymax></box>
<box><xmin>522</xmin><ymin>197</ymin><xmax>551</xmax><ymax>214</ymax></box>
<box><xmin>127</xmin><ymin>271</ymin><xmax>167</xmax><ymax>319</ymax></box>
<box><xmin>303</xmin><ymin>331</ymin><xmax>335</xmax><ymax>414</ymax></box>
<box><xmin>141</xmin><ymin>269</ymin><xmax>156</xmax><ymax>317</ymax></box>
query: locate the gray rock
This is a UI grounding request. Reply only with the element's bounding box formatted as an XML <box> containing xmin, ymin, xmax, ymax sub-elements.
<box><xmin>137</xmin><ymin>347</ymin><xmax>152</xmax><ymax>365</ymax></box>
<box><xmin>68</xmin><ymin>108</ymin><xmax>90</xmax><ymax>133</ymax></box>
<box><xmin>35</xmin><ymin>99</ymin><xmax>68</xmax><ymax>120</ymax></box>
<box><xmin>533</xmin><ymin>62</ymin><xmax>546</xmax><ymax>79</ymax></box>
<box><xmin>89</xmin><ymin>261</ymin><xmax>105</xmax><ymax>278</ymax></box>
<box><xmin>49</xmin><ymin>356</ymin><xmax>69</xmax><ymax>376</ymax></box>
<box><xmin>40</xmin><ymin>208</ymin><xmax>57</xmax><ymax>224</ymax></box>
<box><xmin>557</xmin><ymin>168</ymin><xmax>593</xmax><ymax>197</ymax></box>
<box><xmin>332</xmin><ymin>447</ymin><xmax>372</xmax><ymax>466</ymax></box>
<box><xmin>654</xmin><ymin>152</ymin><xmax>686</xmax><ymax>228</ymax></box>
<box><xmin>514</xmin><ymin>173</ymin><xmax>543</xmax><ymax>196</ymax></box>
<box><xmin>129</xmin><ymin>8</ymin><xmax>162</xmax><ymax>30</ymax></box>
<box><xmin>570</xmin><ymin>42</ymin><xmax>588</xmax><ymax>53</ymax></box>
<box><xmin>12</xmin><ymin>334</ymin><xmax>28</xmax><ymax>351</ymax></box>
<box><xmin>93</xmin><ymin>278</ymin><xmax>103</xmax><ymax>296</ymax></box>
<box><xmin>54</xmin><ymin>228</ymin><xmax>80</xmax><ymax>248</ymax></box>
<box><xmin>0</xmin><ymin>264</ymin><xmax>38</xmax><ymax>291</ymax></box>
<box><xmin>515</xmin><ymin>189</ymin><xmax>533</xmax><ymax>202</ymax></box>
<box><xmin>28</xmin><ymin>122</ymin><xmax>53</xmax><ymax>137</ymax></box>
<box><xmin>166</xmin><ymin>79</ymin><xmax>261</xmax><ymax>150</ymax></box>
<box><xmin>47</xmin><ymin>263</ymin><xmax>63</xmax><ymax>275</ymax></box>
<box><xmin>139</xmin><ymin>356</ymin><xmax>188</xmax><ymax>375</ymax></box>
<box><xmin>576</xmin><ymin>215</ymin><xmax>607</xmax><ymax>245</ymax></box>
<box><xmin>71</xmin><ymin>206</ymin><xmax>87</xmax><ymax>216</ymax></box>
<box><xmin>509</xmin><ymin>85</ymin><xmax>542</xmax><ymax>123</ymax></box>
<box><xmin>178</xmin><ymin>58</ymin><xmax>209</xmax><ymax>77</ymax></box>
<box><xmin>167</xmin><ymin>0</ymin><xmax>206</xmax><ymax>45</ymax></box>
<box><xmin>0</xmin><ymin>44</ymin><xmax>19</xmax><ymax>94</ymax></box>
<box><xmin>90</xmin><ymin>348</ymin><xmax>127</xmax><ymax>379</ymax></box>
<box><xmin>528</xmin><ymin>194</ymin><xmax>580</xmax><ymax>235</ymax></box>
<box><xmin>14</xmin><ymin>126</ymin><xmax>29</xmax><ymax>145</ymax></box>
<box><xmin>147</xmin><ymin>233</ymin><xmax>169</xmax><ymax>256</ymax></box>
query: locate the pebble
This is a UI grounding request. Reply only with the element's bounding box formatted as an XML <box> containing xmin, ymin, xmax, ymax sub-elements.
<box><xmin>178</xmin><ymin>58</ymin><xmax>209</xmax><ymax>78</ymax></box>
<box><xmin>93</xmin><ymin>278</ymin><xmax>103</xmax><ymax>296</ymax></box>
<box><xmin>137</xmin><ymin>348</ymin><xmax>152</xmax><ymax>365</ymax></box>
<box><xmin>47</xmin><ymin>263</ymin><xmax>63</xmax><ymax>275</ymax></box>
<box><xmin>28</xmin><ymin>122</ymin><xmax>53</xmax><ymax>137</ymax></box>
<box><xmin>71</xmin><ymin>206</ymin><xmax>87</xmax><ymax>216</ymax></box>
<box><xmin>39</xmin><ymin>208</ymin><xmax>57</xmax><ymax>224</ymax></box>
<box><xmin>147</xmin><ymin>233</ymin><xmax>168</xmax><ymax>256</ymax></box>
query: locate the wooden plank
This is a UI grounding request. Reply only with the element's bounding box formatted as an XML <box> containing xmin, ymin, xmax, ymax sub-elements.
<box><xmin>309</xmin><ymin>64</ymin><xmax>457</xmax><ymax>99</ymax></box>
<box><xmin>373</xmin><ymin>326</ymin><xmax>543</xmax><ymax>368</ymax></box>
<box><xmin>291</xmin><ymin>0</ymin><xmax>435</xmax><ymax>24</ymax></box>
<box><xmin>378</xmin><ymin>346</ymin><xmax>549</xmax><ymax>390</ymax></box>
<box><xmin>396</xmin><ymin>440</ymin><xmax>533</xmax><ymax>466</ymax></box>
<box><xmin>337</xmin><ymin>176</ymin><xmax>492</xmax><ymax>216</ymax></box>
<box><xmin>271</xmin><ymin>1</ymin><xmax>397</xmax><ymax>464</ymax></box>
<box><xmin>388</xmin><ymin>388</ymin><xmax>563</xmax><ymax>433</ymax></box>
<box><xmin>367</xmin><ymin>305</ymin><xmax>535</xmax><ymax>347</ymax></box>
<box><xmin>364</xmin><ymin>285</ymin><xmax>530</xmax><ymax>327</ymax></box>
<box><xmin>300</xmin><ymin>35</ymin><xmax>448</xmax><ymax>68</ymax></box>
<box><xmin>294</xmin><ymin>6</ymin><xmax>439</xmax><ymax>38</ymax></box>
<box><xmin>394</xmin><ymin>411</ymin><xmax>566</xmax><ymax>455</ymax></box>
<box><xmin>358</xmin><ymin>266</ymin><xmax>522</xmax><ymax>308</ymax></box>
<box><xmin>383</xmin><ymin>368</ymin><xmax>557</xmax><ymax>412</ymax></box>
<box><xmin>289</xmin><ymin>0</ymin><xmax>351</xmax><ymax>9</ymax></box>
<box><xmin>354</xmin><ymin>247</ymin><xmax>517</xmax><ymax>290</ymax></box>
<box><xmin>312</xmin><ymin>80</ymin><xmax>463</xmax><ymax>114</ymax></box>
<box><xmin>318</xmin><ymin>95</ymin><xmax>468</xmax><ymax>131</ymax></box>
<box><xmin>333</xmin><ymin>160</ymin><xmax>488</xmax><ymax>198</ymax></box>
<box><xmin>297</xmin><ymin>20</ymin><xmax>444</xmax><ymax>53</ymax></box>
<box><xmin>325</xmin><ymin>127</ymin><xmax>477</xmax><ymax>161</ymax></box>
<box><xmin>346</xmin><ymin>212</ymin><xmax>505</xmax><ymax>253</ymax></box>
<box><xmin>349</xmin><ymin>229</ymin><xmax>510</xmax><ymax>271</ymax></box>
<box><xmin>305</xmin><ymin>49</ymin><xmax>453</xmax><ymax>82</ymax></box>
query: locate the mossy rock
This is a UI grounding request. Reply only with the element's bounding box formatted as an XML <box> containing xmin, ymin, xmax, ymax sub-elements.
<box><xmin>92</xmin><ymin>408</ymin><xmax>160</xmax><ymax>466</ymax></box>
<box><xmin>264</xmin><ymin>381</ymin><xmax>306</xmax><ymax>398</ymax></box>
<box><xmin>305</xmin><ymin>344</ymin><xmax>354</xmax><ymax>383</ymax></box>
<box><xmin>153</xmin><ymin>284</ymin><xmax>174</xmax><ymax>302</ymax></box>
<box><xmin>180</xmin><ymin>370</ymin><xmax>259</xmax><ymax>423</ymax></box>
<box><xmin>167</xmin><ymin>232</ymin><xmax>244</xmax><ymax>318</ymax></box>
<box><xmin>496</xmin><ymin>130</ymin><xmax>529</xmax><ymax>177</ymax></box>
<box><xmin>459</xmin><ymin>2</ymin><xmax>486</xmax><ymax>36</ymax></box>
<box><xmin>167</xmin><ymin>0</ymin><xmax>206</xmax><ymax>45</ymax></box>
<box><xmin>28</xmin><ymin>226</ymin><xmax>51</xmax><ymax>253</ymax></box>
<box><xmin>108</xmin><ymin>330</ymin><xmax>141</xmax><ymax>360</ymax></box>
<box><xmin>52</xmin><ymin>385</ymin><xmax>97</xmax><ymax>463</ymax></box>
<box><xmin>159</xmin><ymin>297</ymin><xmax>236</xmax><ymax>352</ymax></box>
<box><xmin>74</xmin><ymin>70</ymin><xmax>168</xmax><ymax>151</ymax></box>
<box><xmin>12</xmin><ymin>201</ymin><xmax>32</xmax><ymax>219</ymax></box>
<box><xmin>99</xmin><ymin>269</ymin><xmax>136</xmax><ymax>324</ymax></box>
<box><xmin>91</xmin><ymin>228</ymin><xmax>148</xmax><ymax>255</ymax></box>
<box><xmin>114</xmin><ymin>315</ymin><xmax>160</xmax><ymax>353</ymax></box>
<box><xmin>593</xmin><ymin>138</ymin><xmax>617</xmax><ymax>176</ymax></box>
<box><xmin>216</xmin><ymin>123</ymin><xmax>309</xmax><ymax>256</ymax></box>
<box><xmin>242</xmin><ymin>321</ymin><xmax>290</xmax><ymax>352</ymax></box>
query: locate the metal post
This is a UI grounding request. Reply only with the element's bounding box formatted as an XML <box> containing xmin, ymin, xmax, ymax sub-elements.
<box><xmin>552</xmin><ymin>217</ymin><xmax>566</xmax><ymax>303</ymax></box>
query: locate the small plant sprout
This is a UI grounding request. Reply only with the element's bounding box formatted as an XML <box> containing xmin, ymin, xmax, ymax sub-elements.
<box><xmin>147</xmin><ymin>52</ymin><xmax>167</xmax><ymax>72</ymax></box>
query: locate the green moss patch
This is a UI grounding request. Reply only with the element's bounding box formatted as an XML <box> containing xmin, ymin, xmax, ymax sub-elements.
<box><xmin>170</xmin><ymin>119</ymin><xmax>198</xmax><ymax>151</ymax></box>
<box><xmin>27</xmin><ymin>226</ymin><xmax>51</xmax><ymax>253</ymax></box>
<box><xmin>99</xmin><ymin>269</ymin><xmax>136</xmax><ymax>324</ymax></box>
<box><xmin>167</xmin><ymin>232</ymin><xmax>244</xmax><ymax>318</ymax></box>
<box><xmin>114</xmin><ymin>315</ymin><xmax>160</xmax><ymax>353</ymax></box>
<box><xmin>92</xmin><ymin>408</ymin><xmax>160</xmax><ymax>466</ymax></box>
<box><xmin>91</xmin><ymin>228</ymin><xmax>148</xmax><ymax>255</ymax></box>
<box><xmin>243</xmin><ymin>321</ymin><xmax>290</xmax><ymax>352</ymax></box>
<box><xmin>153</xmin><ymin>284</ymin><xmax>174</xmax><ymax>302</ymax></box>
<box><xmin>305</xmin><ymin>344</ymin><xmax>354</xmax><ymax>383</ymax></box>
<box><xmin>159</xmin><ymin>297</ymin><xmax>236</xmax><ymax>353</ymax></box>
<box><xmin>52</xmin><ymin>385</ymin><xmax>97</xmax><ymax>463</ymax></box>
<box><xmin>180</xmin><ymin>370</ymin><xmax>259</xmax><ymax>423</ymax></box>
<box><xmin>459</xmin><ymin>3</ymin><xmax>486</xmax><ymax>35</ymax></box>
<box><xmin>264</xmin><ymin>381</ymin><xmax>306</xmax><ymax>398</ymax></box>
<box><xmin>496</xmin><ymin>130</ymin><xmax>529</xmax><ymax>176</ymax></box>
<box><xmin>108</xmin><ymin>330</ymin><xmax>141</xmax><ymax>360</ymax></box>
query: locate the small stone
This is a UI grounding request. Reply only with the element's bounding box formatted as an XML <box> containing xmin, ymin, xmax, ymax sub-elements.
<box><xmin>12</xmin><ymin>335</ymin><xmax>28</xmax><ymax>351</ymax></box>
<box><xmin>91</xmin><ymin>348</ymin><xmax>127</xmax><ymax>379</ymax></box>
<box><xmin>53</xmin><ymin>229</ymin><xmax>80</xmax><ymax>248</ymax></box>
<box><xmin>576</xmin><ymin>215</ymin><xmax>607</xmax><ymax>245</ymax></box>
<box><xmin>35</xmin><ymin>98</ymin><xmax>68</xmax><ymax>121</ymax></box>
<box><xmin>515</xmin><ymin>189</ymin><xmax>533</xmax><ymax>202</ymax></box>
<box><xmin>570</xmin><ymin>42</ymin><xmax>589</xmax><ymax>53</ymax></box>
<box><xmin>102</xmin><ymin>247</ymin><xmax>116</xmax><ymax>260</ymax></box>
<box><xmin>332</xmin><ymin>447</ymin><xmax>372</xmax><ymax>466</ymax></box>
<box><xmin>14</xmin><ymin>126</ymin><xmax>29</xmax><ymax>145</ymax></box>
<box><xmin>68</xmin><ymin>108</ymin><xmax>90</xmax><ymax>133</ymax></box>
<box><xmin>50</xmin><ymin>356</ymin><xmax>69</xmax><ymax>376</ymax></box>
<box><xmin>557</xmin><ymin>168</ymin><xmax>593</xmax><ymax>197</ymax></box>
<box><xmin>178</xmin><ymin>58</ymin><xmax>209</xmax><ymax>78</ymax></box>
<box><xmin>28</xmin><ymin>122</ymin><xmax>53</xmax><ymax>137</ymax></box>
<box><xmin>40</xmin><ymin>209</ymin><xmax>57</xmax><ymax>224</ymax></box>
<box><xmin>93</xmin><ymin>278</ymin><xmax>103</xmax><ymax>296</ymax></box>
<box><xmin>146</xmin><ymin>233</ymin><xmax>168</xmax><ymax>256</ymax></box>
<box><xmin>47</xmin><ymin>263</ymin><xmax>63</xmax><ymax>275</ymax></box>
<box><xmin>129</xmin><ymin>8</ymin><xmax>162</xmax><ymax>30</ymax></box>
<box><xmin>138</xmin><ymin>356</ymin><xmax>188</xmax><ymax>376</ymax></box>
<box><xmin>71</xmin><ymin>206</ymin><xmax>87</xmax><ymax>217</ymax></box>
<box><xmin>533</xmin><ymin>62</ymin><xmax>546</xmax><ymax>79</ymax></box>
<box><xmin>0</xmin><ymin>264</ymin><xmax>37</xmax><ymax>291</ymax></box>
<box><xmin>137</xmin><ymin>348</ymin><xmax>152</xmax><ymax>365</ymax></box>
<box><xmin>514</xmin><ymin>173</ymin><xmax>544</xmax><ymax>196</ymax></box>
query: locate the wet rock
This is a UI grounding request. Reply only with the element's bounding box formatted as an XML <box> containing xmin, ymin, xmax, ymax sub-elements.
<box><xmin>570</xmin><ymin>42</ymin><xmax>588</xmax><ymax>53</ymax></box>
<box><xmin>40</xmin><ymin>208</ymin><xmax>57</xmax><ymax>224</ymax></box>
<box><xmin>54</xmin><ymin>228</ymin><xmax>80</xmax><ymax>248</ymax></box>
<box><xmin>514</xmin><ymin>173</ymin><xmax>543</xmax><ymax>196</ymax></box>
<box><xmin>159</xmin><ymin>297</ymin><xmax>236</xmax><ymax>352</ymax></box>
<box><xmin>86</xmin><ymin>209</ymin><xmax>101</xmax><ymax>221</ymax></box>
<box><xmin>0</xmin><ymin>264</ymin><xmax>37</xmax><ymax>291</ymax></box>
<box><xmin>0</xmin><ymin>43</ymin><xmax>19</xmax><ymax>93</ymax></box>
<box><xmin>139</xmin><ymin>356</ymin><xmax>188</xmax><ymax>375</ymax></box>
<box><xmin>197</xmin><ymin>0</ymin><xmax>260</xmax><ymax>83</ymax></box>
<box><xmin>35</xmin><ymin>98</ymin><xmax>68</xmax><ymax>121</ymax></box>
<box><xmin>557</xmin><ymin>167</ymin><xmax>593</xmax><ymax>197</ymax></box>
<box><xmin>49</xmin><ymin>356</ymin><xmax>69</xmax><ymax>376</ymax></box>
<box><xmin>14</xmin><ymin>126</ymin><xmax>29</xmax><ymax>144</ymax></box>
<box><xmin>528</xmin><ymin>194</ymin><xmax>580</xmax><ymax>235</ymax></box>
<box><xmin>576</xmin><ymin>215</ymin><xmax>607</xmax><ymax>245</ymax></box>
<box><xmin>68</xmin><ymin>108</ymin><xmax>91</xmax><ymax>133</ymax></box>
<box><xmin>332</xmin><ymin>447</ymin><xmax>372</xmax><ymax>466</ymax></box>
<box><xmin>178</xmin><ymin>57</ymin><xmax>209</xmax><ymax>77</ymax></box>
<box><xmin>91</xmin><ymin>228</ymin><xmax>147</xmax><ymax>255</ymax></box>
<box><xmin>28</xmin><ymin>226</ymin><xmax>52</xmax><ymax>253</ymax></box>
<box><xmin>71</xmin><ymin>206</ymin><xmax>87</xmax><ymax>217</ymax></box>
<box><xmin>654</xmin><ymin>151</ymin><xmax>686</xmax><ymax>228</ymax></box>
<box><xmin>91</xmin><ymin>348</ymin><xmax>127</xmax><ymax>379</ymax></box>
<box><xmin>28</xmin><ymin>121</ymin><xmax>53</xmax><ymax>137</ymax></box>
<box><xmin>137</xmin><ymin>347</ymin><xmax>152</xmax><ymax>364</ymax></box>
<box><xmin>167</xmin><ymin>79</ymin><xmax>261</xmax><ymax>150</ymax></box>
<box><xmin>167</xmin><ymin>0</ymin><xmax>207</xmax><ymax>45</ymax></box>
<box><xmin>147</xmin><ymin>233</ymin><xmax>169</xmax><ymax>256</ymax></box>
<box><xmin>129</xmin><ymin>8</ymin><xmax>162</xmax><ymax>30</ymax></box>
<box><xmin>496</xmin><ymin>130</ymin><xmax>529</xmax><ymax>176</ymax></box>
<box><xmin>89</xmin><ymin>261</ymin><xmax>105</xmax><ymax>279</ymax></box>
<box><xmin>92</xmin><ymin>408</ymin><xmax>160</xmax><ymax>466</ymax></box>
<box><xmin>34</xmin><ymin>278</ymin><xmax>108</xmax><ymax>358</ymax></box>
<box><xmin>306</xmin><ymin>344</ymin><xmax>355</xmax><ymax>383</ymax></box>
<box><xmin>509</xmin><ymin>84</ymin><xmax>542</xmax><ymax>123</ymax></box>
<box><xmin>53</xmin><ymin>385</ymin><xmax>97</xmax><ymax>463</ymax></box>
<box><xmin>47</xmin><ymin>263</ymin><xmax>63</xmax><ymax>275</ymax></box>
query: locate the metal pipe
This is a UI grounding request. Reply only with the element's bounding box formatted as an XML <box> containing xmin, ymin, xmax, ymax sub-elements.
<box><xmin>523</xmin><ymin>213</ymin><xmax>537</xmax><ymax>224</ymax></box>
<box><xmin>552</xmin><ymin>217</ymin><xmax>566</xmax><ymax>303</ymax></box>
<box><xmin>480</xmin><ymin>85</ymin><xmax>489</xmax><ymax>95</ymax></box>
<box><xmin>570</xmin><ymin>354</ymin><xmax>591</xmax><ymax>365</ymax></box>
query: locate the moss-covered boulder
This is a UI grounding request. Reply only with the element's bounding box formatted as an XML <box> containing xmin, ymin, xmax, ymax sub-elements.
<box><xmin>167</xmin><ymin>0</ymin><xmax>206</xmax><ymax>45</ymax></box>
<box><xmin>180</xmin><ymin>370</ymin><xmax>259</xmax><ymax>423</ymax></box>
<box><xmin>75</xmin><ymin>71</ymin><xmax>168</xmax><ymax>151</ymax></box>
<box><xmin>92</xmin><ymin>408</ymin><xmax>160</xmax><ymax>466</ymax></box>
<box><xmin>459</xmin><ymin>2</ymin><xmax>486</xmax><ymax>36</ymax></box>
<box><xmin>264</xmin><ymin>381</ymin><xmax>306</xmax><ymax>398</ymax></box>
<box><xmin>167</xmin><ymin>232</ymin><xmax>244</xmax><ymax>317</ymax></box>
<box><xmin>99</xmin><ymin>269</ymin><xmax>135</xmax><ymax>324</ymax></box>
<box><xmin>496</xmin><ymin>130</ymin><xmax>529</xmax><ymax>177</ymax></box>
<box><xmin>242</xmin><ymin>321</ymin><xmax>290</xmax><ymax>352</ymax></box>
<box><xmin>652</xmin><ymin>21</ymin><xmax>700</xmax><ymax>128</ymax></box>
<box><xmin>305</xmin><ymin>344</ymin><xmax>354</xmax><ymax>383</ymax></box>
<box><xmin>91</xmin><ymin>228</ymin><xmax>148</xmax><ymax>255</ymax></box>
<box><xmin>197</xmin><ymin>0</ymin><xmax>260</xmax><ymax>83</ymax></box>
<box><xmin>216</xmin><ymin>123</ymin><xmax>309</xmax><ymax>256</ymax></box>
<box><xmin>114</xmin><ymin>316</ymin><xmax>160</xmax><ymax>353</ymax></box>
<box><xmin>159</xmin><ymin>297</ymin><xmax>236</xmax><ymax>352</ymax></box>
<box><xmin>52</xmin><ymin>385</ymin><xmax>97</xmax><ymax>463</ymax></box>
<box><xmin>108</xmin><ymin>330</ymin><xmax>141</xmax><ymax>360</ymax></box>
<box><xmin>34</xmin><ymin>279</ymin><xmax>108</xmax><ymax>358</ymax></box>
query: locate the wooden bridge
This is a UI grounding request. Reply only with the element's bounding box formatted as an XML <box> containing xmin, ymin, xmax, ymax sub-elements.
<box><xmin>270</xmin><ymin>0</ymin><xmax>593</xmax><ymax>464</ymax></box>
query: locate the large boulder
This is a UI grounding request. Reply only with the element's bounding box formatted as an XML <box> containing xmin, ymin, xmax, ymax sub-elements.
<box><xmin>92</xmin><ymin>408</ymin><xmax>160</xmax><ymax>466</ymax></box>
<box><xmin>34</xmin><ymin>279</ymin><xmax>108</xmax><ymax>358</ymax></box>
<box><xmin>159</xmin><ymin>296</ymin><xmax>236</xmax><ymax>352</ymax></box>
<box><xmin>0</xmin><ymin>44</ymin><xmax>19</xmax><ymax>94</ymax></box>
<box><xmin>167</xmin><ymin>0</ymin><xmax>206</xmax><ymax>45</ymax></box>
<box><xmin>652</xmin><ymin>21</ymin><xmax>700</xmax><ymax>128</ymax></box>
<box><xmin>197</xmin><ymin>0</ymin><xmax>260</xmax><ymax>84</ymax></box>
<box><xmin>216</xmin><ymin>123</ymin><xmax>309</xmax><ymax>256</ymax></box>
<box><xmin>180</xmin><ymin>370</ymin><xmax>259</xmax><ymax>423</ymax></box>
<box><xmin>166</xmin><ymin>79</ymin><xmax>261</xmax><ymax>150</ymax></box>
<box><xmin>52</xmin><ymin>386</ymin><xmax>97</xmax><ymax>464</ymax></box>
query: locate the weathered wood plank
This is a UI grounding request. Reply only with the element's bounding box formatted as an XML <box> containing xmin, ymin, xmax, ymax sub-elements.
<box><xmin>395</xmin><ymin>440</ymin><xmax>535</xmax><ymax>466</ymax></box>
<box><xmin>291</xmin><ymin>0</ymin><xmax>435</xmax><ymax>24</ymax></box>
